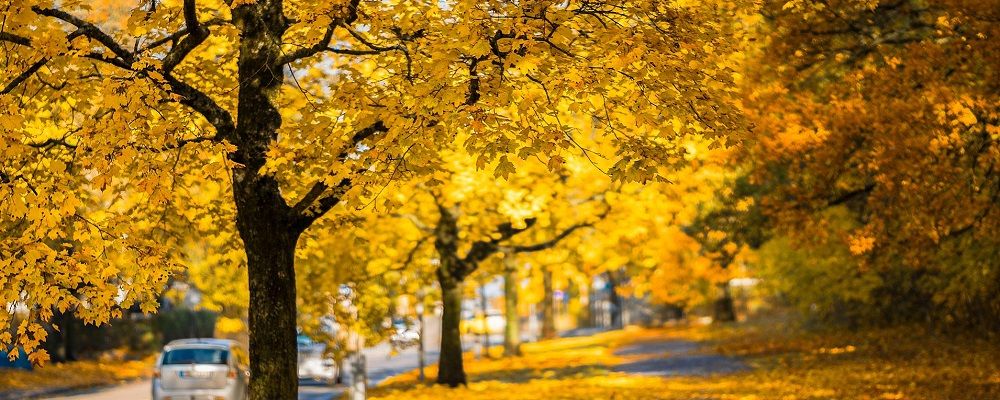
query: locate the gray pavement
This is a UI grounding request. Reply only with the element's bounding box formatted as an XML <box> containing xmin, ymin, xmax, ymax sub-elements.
<box><xmin>611</xmin><ymin>339</ymin><xmax>747</xmax><ymax>377</ymax></box>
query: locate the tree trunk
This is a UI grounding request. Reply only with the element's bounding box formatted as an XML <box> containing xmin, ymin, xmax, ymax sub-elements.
<box><xmin>235</xmin><ymin>205</ymin><xmax>301</xmax><ymax>400</ymax></box>
<box><xmin>335</xmin><ymin>357</ymin><xmax>345</xmax><ymax>385</ymax></box>
<box><xmin>417</xmin><ymin>306</ymin><xmax>426</xmax><ymax>381</ymax></box>
<box><xmin>541</xmin><ymin>267</ymin><xmax>556</xmax><ymax>340</ymax></box>
<box><xmin>436</xmin><ymin>278</ymin><xmax>466</xmax><ymax>387</ymax></box>
<box><xmin>713</xmin><ymin>282</ymin><xmax>737</xmax><ymax>323</ymax></box>
<box><xmin>432</xmin><ymin>204</ymin><xmax>470</xmax><ymax>387</ymax></box>
<box><xmin>502</xmin><ymin>254</ymin><xmax>521</xmax><ymax>356</ymax></box>
<box><xmin>230</xmin><ymin>2</ymin><xmax>298</xmax><ymax>399</ymax></box>
<box><xmin>606</xmin><ymin>271</ymin><xmax>623</xmax><ymax>329</ymax></box>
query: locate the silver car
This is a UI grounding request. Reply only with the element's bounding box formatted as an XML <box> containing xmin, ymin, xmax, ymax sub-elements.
<box><xmin>152</xmin><ymin>338</ymin><xmax>249</xmax><ymax>400</ymax></box>
<box><xmin>297</xmin><ymin>334</ymin><xmax>337</xmax><ymax>383</ymax></box>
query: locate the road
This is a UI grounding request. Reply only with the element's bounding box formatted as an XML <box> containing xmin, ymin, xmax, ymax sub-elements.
<box><xmin>43</xmin><ymin>318</ymin><xmax>442</xmax><ymax>400</ymax></box>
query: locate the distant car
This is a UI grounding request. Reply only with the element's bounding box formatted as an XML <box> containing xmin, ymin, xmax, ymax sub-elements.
<box><xmin>461</xmin><ymin>313</ymin><xmax>505</xmax><ymax>335</ymax></box>
<box><xmin>390</xmin><ymin>321</ymin><xmax>420</xmax><ymax>348</ymax></box>
<box><xmin>297</xmin><ymin>334</ymin><xmax>337</xmax><ymax>383</ymax></box>
<box><xmin>152</xmin><ymin>338</ymin><xmax>249</xmax><ymax>400</ymax></box>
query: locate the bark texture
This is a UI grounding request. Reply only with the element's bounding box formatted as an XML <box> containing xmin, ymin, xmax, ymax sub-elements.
<box><xmin>437</xmin><ymin>278</ymin><xmax>467</xmax><ymax>387</ymax></box>
<box><xmin>502</xmin><ymin>254</ymin><xmax>521</xmax><ymax>356</ymax></box>
<box><xmin>229</xmin><ymin>2</ymin><xmax>302</xmax><ymax>398</ymax></box>
<box><xmin>434</xmin><ymin>205</ymin><xmax>468</xmax><ymax>387</ymax></box>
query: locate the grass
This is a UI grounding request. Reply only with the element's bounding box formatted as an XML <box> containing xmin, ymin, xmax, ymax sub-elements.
<box><xmin>0</xmin><ymin>355</ymin><xmax>153</xmax><ymax>393</ymax></box>
<box><xmin>693</xmin><ymin>322</ymin><xmax>1000</xmax><ymax>399</ymax></box>
<box><xmin>372</xmin><ymin>320</ymin><xmax>1000</xmax><ymax>400</ymax></box>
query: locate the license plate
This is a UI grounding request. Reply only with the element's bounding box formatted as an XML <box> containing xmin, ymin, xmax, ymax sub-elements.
<box><xmin>179</xmin><ymin>370</ymin><xmax>211</xmax><ymax>378</ymax></box>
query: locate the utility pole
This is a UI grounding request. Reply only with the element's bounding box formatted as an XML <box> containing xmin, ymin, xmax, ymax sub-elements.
<box><xmin>348</xmin><ymin>301</ymin><xmax>366</xmax><ymax>400</ymax></box>
<box><xmin>350</xmin><ymin>352</ymin><xmax>367</xmax><ymax>400</ymax></box>
<box><xmin>416</xmin><ymin>288</ymin><xmax>426</xmax><ymax>382</ymax></box>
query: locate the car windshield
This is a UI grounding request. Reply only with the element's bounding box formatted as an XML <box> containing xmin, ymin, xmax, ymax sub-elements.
<box><xmin>162</xmin><ymin>348</ymin><xmax>229</xmax><ymax>365</ymax></box>
<box><xmin>297</xmin><ymin>334</ymin><xmax>315</xmax><ymax>349</ymax></box>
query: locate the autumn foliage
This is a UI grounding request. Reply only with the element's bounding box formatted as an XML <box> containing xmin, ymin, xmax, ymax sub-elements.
<box><xmin>1</xmin><ymin>0</ymin><xmax>998</xmax><ymax>397</ymax></box>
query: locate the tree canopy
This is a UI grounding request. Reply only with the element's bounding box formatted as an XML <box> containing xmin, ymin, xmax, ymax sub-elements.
<box><xmin>2</xmin><ymin>0</ymin><xmax>751</xmax><ymax>397</ymax></box>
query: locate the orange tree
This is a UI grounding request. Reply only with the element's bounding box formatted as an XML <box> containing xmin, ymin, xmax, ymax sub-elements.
<box><xmin>1</xmin><ymin>0</ymin><xmax>749</xmax><ymax>397</ymax></box>
<box><xmin>744</xmin><ymin>0</ymin><xmax>999</xmax><ymax>326</ymax></box>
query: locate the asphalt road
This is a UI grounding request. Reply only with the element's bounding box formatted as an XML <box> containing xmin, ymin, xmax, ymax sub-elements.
<box><xmin>43</xmin><ymin>318</ymin><xmax>443</xmax><ymax>400</ymax></box>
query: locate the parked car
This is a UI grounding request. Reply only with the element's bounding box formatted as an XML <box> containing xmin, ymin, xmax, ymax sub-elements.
<box><xmin>390</xmin><ymin>320</ymin><xmax>420</xmax><ymax>348</ymax></box>
<box><xmin>461</xmin><ymin>312</ymin><xmax>505</xmax><ymax>335</ymax></box>
<box><xmin>297</xmin><ymin>334</ymin><xmax>338</xmax><ymax>383</ymax></box>
<box><xmin>152</xmin><ymin>338</ymin><xmax>249</xmax><ymax>400</ymax></box>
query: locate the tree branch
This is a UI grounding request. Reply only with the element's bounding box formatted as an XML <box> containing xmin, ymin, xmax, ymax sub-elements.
<box><xmin>278</xmin><ymin>22</ymin><xmax>337</xmax><ymax>64</ymax></box>
<box><xmin>394</xmin><ymin>213</ymin><xmax>433</xmax><ymax>232</ymax></box>
<box><xmin>291</xmin><ymin>121</ymin><xmax>387</xmax><ymax>227</ymax></box>
<box><xmin>465</xmin><ymin>57</ymin><xmax>484</xmax><ymax>106</ymax></box>
<box><xmin>27</xmin><ymin>5</ymin><xmax>231</xmax><ymax>139</ymax></box>
<box><xmin>503</xmin><ymin>198</ymin><xmax>611</xmax><ymax>253</ymax></box>
<box><xmin>401</xmin><ymin>235</ymin><xmax>432</xmax><ymax>269</ymax></box>
<box><xmin>137</xmin><ymin>18</ymin><xmax>228</xmax><ymax>54</ymax></box>
<box><xmin>0</xmin><ymin>32</ymin><xmax>31</xmax><ymax>46</ymax></box>
<box><xmin>827</xmin><ymin>182</ymin><xmax>876</xmax><ymax>207</ymax></box>
<box><xmin>161</xmin><ymin>0</ymin><xmax>209</xmax><ymax>73</ymax></box>
<box><xmin>2</xmin><ymin>58</ymin><xmax>49</xmax><ymax>95</ymax></box>
<box><xmin>462</xmin><ymin>218</ymin><xmax>538</xmax><ymax>265</ymax></box>
<box><xmin>162</xmin><ymin>75</ymin><xmax>235</xmax><ymax>139</ymax></box>
<box><xmin>31</xmin><ymin>6</ymin><xmax>135</xmax><ymax>64</ymax></box>
<box><xmin>503</xmin><ymin>222</ymin><xmax>592</xmax><ymax>253</ymax></box>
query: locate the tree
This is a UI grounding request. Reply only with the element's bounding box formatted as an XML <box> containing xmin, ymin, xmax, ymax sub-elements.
<box><xmin>388</xmin><ymin>150</ymin><xmax>610</xmax><ymax>386</ymax></box>
<box><xmin>295</xmin><ymin>209</ymin><xmax>432</xmax><ymax>378</ymax></box>
<box><xmin>2</xmin><ymin>0</ymin><xmax>748</xmax><ymax>397</ymax></box>
<box><xmin>743</xmin><ymin>0</ymin><xmax>1000</xmax><ymax>327</ymax></box>
<box><xmin>682</xmin><ymin>175</ymin><xmax>767</xmax><ymax>322</ymax></box>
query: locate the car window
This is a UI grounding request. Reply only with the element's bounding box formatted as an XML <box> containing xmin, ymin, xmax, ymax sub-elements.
<box><xmin>162</xmin><ymin>348</ymin><xmax>229</xmax><ymax>365</ymax></box>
